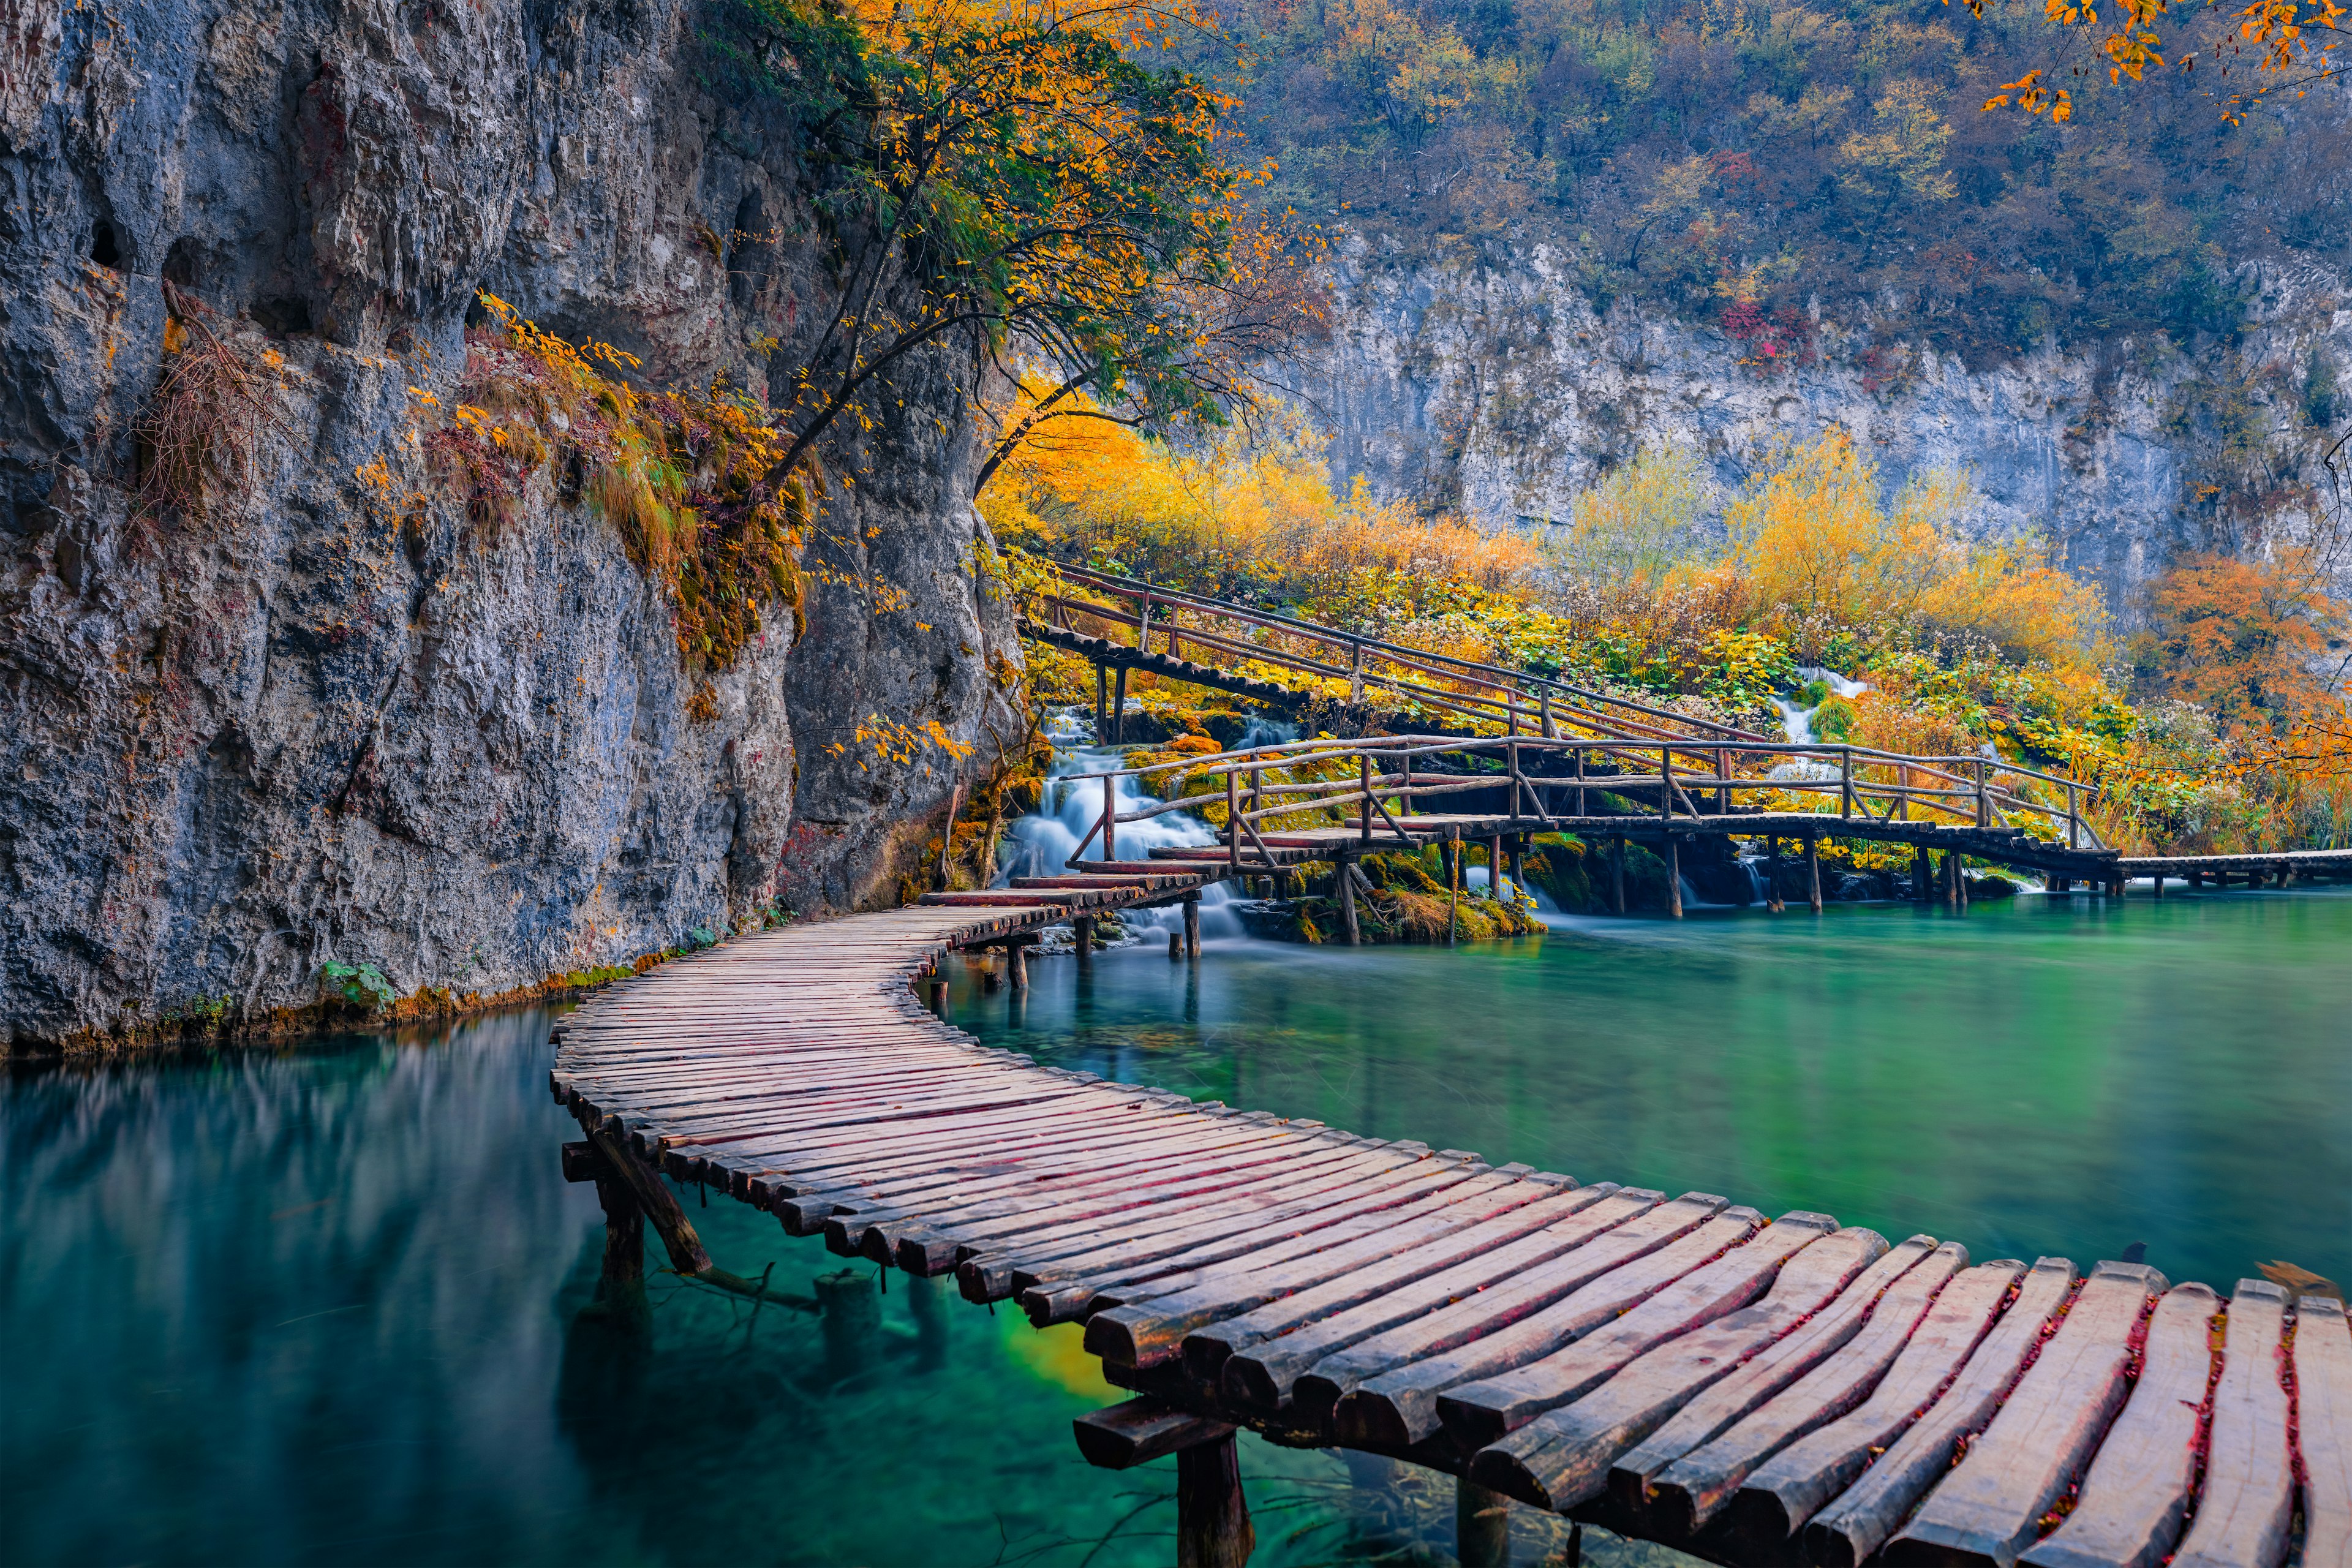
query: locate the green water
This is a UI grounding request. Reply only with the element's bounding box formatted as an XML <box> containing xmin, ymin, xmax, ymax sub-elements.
<box><xmin>956</xmin><ymin>889</ymin><xmax>2352</xmax><ymax>1299</ymax></box>
<box><xmin>0</xmin><ymin>1011</ymin><xmax>1589</xmax><ymax>1566</ymax></box>
<box><xmin>4</xmin><ymin>891</ymin><xmax>2343</xmax><ymax>1566</ymax></box>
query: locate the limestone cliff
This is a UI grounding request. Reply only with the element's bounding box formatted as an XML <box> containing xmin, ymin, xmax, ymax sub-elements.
<box><xmin>1296</xmin><ymin>239</ymin><xmax>2352</xmax><ymax>614</ymax></box>
<box><xmin>0</xmin><ymin>0</ymin><xmax>1019</xmax><ymax>1049</ymax></box>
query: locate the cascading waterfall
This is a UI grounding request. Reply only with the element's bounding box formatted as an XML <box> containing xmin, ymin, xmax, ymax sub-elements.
<box><xmin>1768</xmin><ymin>665</ymin><xmax>1872</xmax><ymax>780</ymax></box>
<box><xmin>993</xmin><ymin>709</ymin><xmax>1300</xmax><ymax>943</ymax></box>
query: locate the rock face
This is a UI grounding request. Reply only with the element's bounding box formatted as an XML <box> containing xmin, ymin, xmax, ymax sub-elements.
<box><xmin>1296</xmin><ymin>242</ymin><xmax>2352</xmax><ymax>613</ymax></box>
<box><xmin>0</xmin><ymin>0</ymin><xmax>1018</xmax><ymax>1049</ymax></box>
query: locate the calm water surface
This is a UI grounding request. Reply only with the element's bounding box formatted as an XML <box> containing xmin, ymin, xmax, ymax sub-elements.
<box><xmin>959</xmin><ymin>888</ymin><xmax>2352</xmax><ymax>1295</ymax></box>
<box><xmin>4</xmin><ymin>889</ymin><xmax>2344</xmax><ymax>1566</ymax></box>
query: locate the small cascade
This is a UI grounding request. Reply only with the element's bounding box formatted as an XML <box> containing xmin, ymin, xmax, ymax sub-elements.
<box><xmin>993</xmin><ymin>709</ymin><xmax>1299</xmax><ymax>943</ymax></box>
<box><xmin>1770</xmin><ymin>666</ymin><xmax>1872</xmax><ymax>781</ymax></box>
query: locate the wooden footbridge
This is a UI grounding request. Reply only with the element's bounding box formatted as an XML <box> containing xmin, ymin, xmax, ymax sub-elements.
<box><xmin>551</xmin><ymin>722</ymin><xmax>2352</xmax><ymax>1568</ymax></box>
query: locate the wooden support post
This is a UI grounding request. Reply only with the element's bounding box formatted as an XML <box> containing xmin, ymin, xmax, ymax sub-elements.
<box><xmin>1338</xmin><ymin>854</ymin><xmax>1360</xmax><ymax>946</ymax></box>
<box><xmin>2152</xmin><ymin>872</ymin><xmax>2165</xmax><ymax>899</ymax></box>
<box><xmin>1183</xmin><ymin>894</ymin><xmax>1201</xmax><ymax>958</ymax></box>
<box><xmin>1008</xmin><ymin>940</ymin><xmax>1028</xmax><ymax>990</ymax></box>
<box><xmin>1765</xmin><ymin>835</ymin><xmax>1785</xmax><ymax>912</ymax></box>
<box><xmin>2051</xmin><ymin>875</ymin><xmax>2070</xmax><ymax>894</ymax></box>
<box><xmin>1611</xmin><ymin>835</ymin><xmax>1626</xmax><ymax>914</ymax></box>
<box><xmin>1110</xmin><ymin>665</ymin><xmax>1128</xmax><ymax>744</ymax></box>
<box><xmin>1667</xmin><ymin>837</ymin><xmax>1683</xmax><ymax>918</ymax></box>
<box><xmin>590</xmin><ymin>1158</ymin><xmax>649</xmax><ymax>1326</ymax></box>
<box><xmin>1509</xmin><ymin>837</ymin><xmax>1526</xmax><ymax>905</ymax></box>
<box><xmin>1447</xmin><ymin>831</ymin><xmax>1460</xmax><ymax>946</ymax></box>
<box><xmin>1942</xmin><ymin>848</ymin><xmax>1959</xmax><ymax>906</ymax></box>
<box><xmin>980</xmin><ymin>954</ymin><xmax>1001</xmax><ymax>992</ymax></box>
<box><xmin>1169</xmin><ymin>930</ymin><xmax>1183</xmax><ymax>960</ymax></box>
<box><xmin>1913</xmin><ymin>842</ymin><xmax>1932</xmax><ymax>902</ymax></box>
<box><xmin>815</xmin><ymin>1267</ymin><xmax>881</xmax><ymax>1385</ymax></box>
<box><xmin>1226</xmin><ymin>771</ymin><xmax>1240</xmax><ymax>873</ymax></box>
<box><xmin>925</xmin><ymin>973</ymin><xmax>948</xmax><ymax>1009</ymax></box>
<box><xmin>1805</xmin><ymin>829</ymin><xmax>1823</xmax><ymax>913</ymax></box>
<box><xmin>585</xmin><ymin>1122</ymin><xmax>714</xmax><ymax>1279</ymax></box>
<box><xmin>1073</xmin><ymin>916</ymin><xmax>1095</xmax><ymax>972</ymax></box>
<box><xmin>1177</xmin><ymin>1432</ymin><xmax>1255</xmax><ymax>1568</ymax></box>
<box><xmin>1487</xmin><ymin>834</ymin><xmax>1503</xmax><ymax>901</ymax></box>
<box><xmin>1458</xmin><ymin>1477</ymin><xmax>1512</xmax><ymax>1568</ymax></box>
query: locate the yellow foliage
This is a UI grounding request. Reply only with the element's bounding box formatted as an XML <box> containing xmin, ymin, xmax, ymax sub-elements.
<box><xmin>1703</xmin><ymin>429</ymin><xmax>2102</xmax><ymax>668</ymax></box>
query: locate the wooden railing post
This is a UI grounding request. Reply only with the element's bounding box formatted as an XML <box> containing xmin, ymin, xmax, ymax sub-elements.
<box><xmin>1840</xmin><ymin>747</ymin><xmax>1854</xmax><ymax>820</ymax></box>
<box><xmin>1138</xmin><ymin>589</ymin><xmax>1153</xmax><ymax>657</ymax></box>
<box><xmin>1508</xmin><ymin>739</ymin><xmax>1523</xmax><ymax>821</ymax></box>
<box><xmin>1360</xmin><ymin>753</ymin><xmax>1373</xmax><ymax>844</ymax></box>
<box><xmin>1101</xmin><ymin>776</ymin><xmax>1117</xmax><ymax>864</ymax></box>
<box><xmin>1226</xmin><ymin>770</ymin><xmax>1240</xmax><ymax>872</ymax></box>
<box><xmin>1660</xmin><ymin>747</ymin><xmax>1675</xmax><ymax>823</ymax></box>
<box><xmin>1349</xmin><ymin>641</ymin><xmax>1364</xmax><ymax>706</ymax></box>
<box><xmin>2067</xmin><ymin>782</ymin><xmax>2080</xmax><ymax>849</ymax></box>
<box><xmin>1574</xmin><ymin>746</ymin><xmax>1586</xmax><ymax>817</ymax></box>
<box><xmin>1540</xmin><ymin>687</ymin><xmax>1556</xmax><ymax>739</ymax></box>
<box><xmin>1974</xmin><ymin>756</ymin><xmax>1988</xmax><ymax>828</ymax></box>
<box><xmin>1716</xmin><ymin>746</ymin><xmax>1729</xmax><ymax>815</ymax></box>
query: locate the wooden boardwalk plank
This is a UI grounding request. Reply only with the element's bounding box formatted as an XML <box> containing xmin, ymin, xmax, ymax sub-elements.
<box><xmin>2169</xmin><ymin>1279</ymin><xmax>2293</xmax><ymax>1568</ymax></box>
<box><xmin>1437</xmin><ymin>1212</ymin><xmax>1840</xmax><ymax>1449</ymax></box>
<box><xmin>1802</xmin><ymin>1257</ymin><xmax>2076</xmax><ymax>1568</ymax></box>
<box><xmin>2019</xmin><ymin>1282</ymin><xmax>2219</xmax><ymax>1568</ymax></box>
<box><xmin>1332</xmin><ymin>1197</ymin><xmax>1747</xmax><ymax>1447</ymax></box>
<box><xmin>1882</xmin><ymin>1261</ymin><xmax>2167</xmax><ymax>1568</ymax></box>
<box><xmin>2296</xmin><ymin>1295</ymin><xmax>2352</xmax><ymax>1568</ymax></box>
<box><xmin>1633</xmin><ymin>1237</ymin><xmax>1964</xmax><ymax>1531</ymax></box>
<box><xmin>1466</xmin><ymin>1226</ymin><xmax>1893</xmax><ymax>1511</ymax></box>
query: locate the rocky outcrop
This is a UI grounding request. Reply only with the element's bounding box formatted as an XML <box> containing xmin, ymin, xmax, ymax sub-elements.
<box><xmin>0</xmin><ymin>0</ymin><xmax>1018</xmax><ymax>1049</ymax></box>
<box><xmin>1295</xmin><ymin>240</ymin><xmax>2352</xmax><ymax>613</ymax></box>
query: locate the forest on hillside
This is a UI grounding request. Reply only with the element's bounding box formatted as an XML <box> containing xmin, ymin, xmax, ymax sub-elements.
<box><xmin>1205</xmin><ymin>0</ymin><xmax>2352</xmax><ymax>362</ymax></box>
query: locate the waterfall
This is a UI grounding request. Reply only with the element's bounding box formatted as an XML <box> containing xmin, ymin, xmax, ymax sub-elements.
<box><xmin>993</xmin><ymin>709</ymin><xmax>1298</xmax><ymax>942</ymax></box>
<box><xmin>1770</xmin><ymin>666</ymin><xmax>1871</xmax><ymax>782</ymax></box>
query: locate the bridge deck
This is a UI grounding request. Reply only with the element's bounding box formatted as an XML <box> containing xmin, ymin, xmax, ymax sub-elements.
<box><xmin>552</xmin><ymin>863</ymin><xmax>2342</xmax><ymax>1568</ymax></box>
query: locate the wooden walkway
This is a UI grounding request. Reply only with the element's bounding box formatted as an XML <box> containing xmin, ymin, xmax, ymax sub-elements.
<box><xmin>552</xmin><ymin>862</ymin><xmax>2348</xmax><ymax>1568</ymax></box>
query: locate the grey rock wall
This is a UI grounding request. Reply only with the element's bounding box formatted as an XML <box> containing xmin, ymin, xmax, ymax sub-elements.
<box><xmin>0</xmin><ymin>0</ymin><xmax>1017</xmax><ymax>1048</ymax></box>
<box><xmin>1297</xmin><ymin>241</ymin><xmax>2352</xmax><ymax>616</ymax></box>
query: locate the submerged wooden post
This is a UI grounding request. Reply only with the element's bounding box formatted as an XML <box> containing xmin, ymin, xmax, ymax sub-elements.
<box><xmin>1913</xmin><ymin>843</ymin><xmax>1931</xmax><ymax>902</ymax></box>
<box><xmin>1007</xmin><ymin>938</ymin><xmax>1029</xmax><ymax>990</ymax></box>
<box><xmin>1447</xmin><ymin>831</ymin><xmax>1460</xmax><ymax>945</ymax></box>
<box><xmin>815</xmin><ymin>1267</ymin><xmax>881</xmax><ymax>1385</ymax></box>
<box><xmin>1177</xmin><ymin>1432</ymin><xmax>1255</xmax><ymax>1568</ymax></box>
<box><xmin>1805</xmin><ymin>829</ymin><xmax>1823</xmax><ymax>913</ymax></box>
<box><xmin>1073</xmin><ymin>915</ymin><xmax>1095</xmax><ymax>972</ymax></box>
<box><xmin>1667</xmin><ymin>837</ymin><xmax>1683</xmax><ymax>919</ymax></box>
<box><xmin>1611</xmin><ymin>835</ymin><xmax>1626</xmax><ymax>914</ymax></box>
<box><xmin>1765</xmin><ymin>835</ymin><xmax>1785</xmax><ymax>912</ymax></box>
<box><xmin>589</xmin><ymin>1158</ymin><xmax>648</xmax><ymax>1325</ymax></box>
<box><xmin>2152</xmin><ymin>872</ymin><xmax>2165</xmax><ymax>899</ymax></box>
<box><xmin>1183</xmin><ymin>894</ymin><xmax>1201</xmax><ymax>958</ymax></box>
<box><xmin>1943</xmin><ymin>848</ymin><xmax>1961</xmax><ymax>907</ymax></box>
<box><xmin>1457</xmin><ymin>1476</ymin><xmax>1512</xmax><ymax>1568</ymax></box>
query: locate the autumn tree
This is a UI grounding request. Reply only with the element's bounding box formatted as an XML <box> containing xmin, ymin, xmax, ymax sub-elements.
<box><xmin>2141</xmin><ymin>551</ymin><xmax>2337</xmax><ymax>732</ymax></box>
<box><xmin>712</xmin><ymin>0</ymin><xmax>1304</xmax><ymax>499</ymax></box>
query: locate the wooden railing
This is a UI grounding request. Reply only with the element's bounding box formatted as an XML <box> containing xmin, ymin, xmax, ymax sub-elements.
<box><xmin>1058</xmin><ymin>733</ymin><xmax>2107</xmax><ymax>870</ymax></box>
<box><xmin>1035</xmin><ymin>565</ymin><xmax>1771</xmax><ymax>747</ymax></box>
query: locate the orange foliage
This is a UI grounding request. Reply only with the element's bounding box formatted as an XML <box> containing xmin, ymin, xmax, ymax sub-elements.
<box><xmin>2143</xmin><ymin>550</ymin><xmax>2334</xmax><ymax>733</ymax></box>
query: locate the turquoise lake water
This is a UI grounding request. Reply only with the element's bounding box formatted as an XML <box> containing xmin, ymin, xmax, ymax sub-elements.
<box><xmin>4</xmin><ymin>887</ymin><xmax>2345</xmax><ymax>1565</ymax></box>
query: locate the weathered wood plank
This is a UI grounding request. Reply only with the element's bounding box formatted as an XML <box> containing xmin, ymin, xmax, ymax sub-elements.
<box><xmin>1634</xmin><ymin>1237</ymin><xmax>1963</xmax><ymax>1531</ymax></box>
<box><xmin>2297</xmin><ymin>1294</ymin><xmax>2352</xmax><ymax>1568</ymax></box>
<box><xmin>1882</xmin><ymin>1261</ymin><xmax>2167</xmax><ymax>1568</ymax></box>
<box><xmin>2169</xmin><ymin>1279</ymin><xmax>2293</xmax><ymax>1568</ymax></box>
<box><xmin>2019</xmin><ymin>1281</ymin><xmax>2218</xmax><ymax>1568</ymax></box>
<box><xmin>1073</xmin><ymin>1398</ymin><xmax>1236</xmax><ymax>1470</ymax></box>
<box><xmin>1801</xmin><ymin>1257</ymin><xmax>2076</xmax><ymax>1568</ymax></box>
<box><xmin>1467</xmin><ymin>1226</ymin><xmax>1893</xmax><ymax>1511</ymax></box>
<box><xmin>1332</xmin><ymin>1196</ymin><xmax>1747</xmax><ymax>1447</ymax></box>
<box><xmin>1437</xmin><ymin>1212</ymin><xmax>1839</xmax><ymax>1449</ymax></box>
